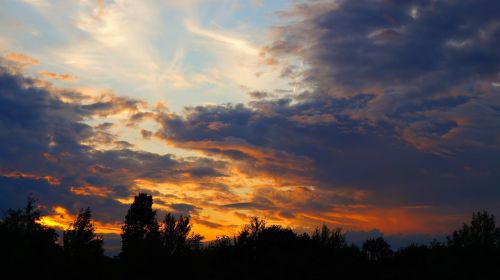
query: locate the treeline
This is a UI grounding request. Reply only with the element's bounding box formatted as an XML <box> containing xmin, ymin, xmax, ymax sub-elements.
<box><xmin>1</xmin><ymin>193</ymin><xmax>500</xmax><ymax>279</ymax></box>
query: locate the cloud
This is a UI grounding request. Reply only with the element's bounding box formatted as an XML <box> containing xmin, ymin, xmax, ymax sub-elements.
<box><xmin>251</xmin><ymin>0</ymin><xmax>263</xmax><ymax>8</ymax></box>
<box><xmin>4</xmin><ymin>52</ymin><xmax>39</xmax><ymax>65</ymax></box>
<box><xmin>265</xmin><ymin>0</ymin><xmax>500</xmax><ymax>154</ymax></box>
<box><xmin>140</xmin><ymin>129</ymin><xmax>153</xmax><ymax>139</ymax></box>
<box><xmin>153</xmin><ymin>82</ymin><xmax>500</xmax><ymax>234</ymax></box>
<box><xmin>2</xmin><ymin>0</ymin><xmax>500</xmax><ymax>240</ymax></box>
<box><xmin>0</xmin><ymin>63</ymin><xmax>231</xmax><ymax>233</ymax></box>
<box><xmin>185</xmin><ymin>20</ymin><xmax>260</xmax><ymax>56</ymax></box>
<box><xmin>248</xmin><ymin>90</ymin><xmax>269</xmax><ymax>99</ymax></box>
<box><xmin>169</xmin><ymin>203</ymin><xmax>200</xmax><ymax>215</ymax></box>
<box><xmin>1</xmin><ymin>171</ymin><xmax>61</xmax><ymax>186</ymax></box>
<box><xmin>70</xmin><ymin>183</ymin><xmax>112</xmax><ymax>198</ymax></box>
<box><xmin>37</xmin><ymin>70</ymin><xmax>76</xmax><ymax>81</ymax></box>
<box><xmin>39</xmin><ymin>205</ymin><xmax>122</xmax><ymax>234</ymax></box>
<box><xmin>222</xmin><ymin>202</ymin><xmax>275</xmax><ymax>210</ymax></box>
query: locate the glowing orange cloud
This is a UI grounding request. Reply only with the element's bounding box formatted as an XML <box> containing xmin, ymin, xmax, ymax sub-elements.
<box><xmin>37</xmin><ymin>70</ymin><xmax>77</xmax><ymax>81</ymax></box>
<box><xmin>1</xmin><ymin>171</ymin><xmax>61</xmax><ymax>185</ymax></box>
<box><xmin>168</xmin><ymin>138</ymin><xmax>314</xmax><ymax>178</ymax></box>
<box><xmin>39</xmin><ymin>206</ymin><xmax>121</xmax><ymax>234</ymax></box>
<box><xmin>4</xmin><ymin>52</ymin><xmax>39</xmax><ymax>65</ymax></box>
<box><xmin>70</xmin><ymin>183</ymin><xmax>112</xmax><ymax>198</ymax></box>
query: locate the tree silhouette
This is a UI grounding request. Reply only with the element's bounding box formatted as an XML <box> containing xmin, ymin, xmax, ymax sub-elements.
<box><xmin>0</xmin><ymin>195</ymin><xmax>61</xmax><ymax>277</ymax></box>
<box><xmin>445</xmin><ymin>211</ymin><xmax>500</xmax><ymax>279</ymax></box>
<box><xmin>2</xmin><ymin>194</ymin><xmax>500</xmax><ymax>279</ymax></box>
<box><xmin>447</xmin><ymin>211</ymin><xmax>500</xmax><ymax>249</ymax></box>
<box><xmin>247</xmin><ymin>216</ymin><xmax>266</xmax><ymax>237</ymax></box>
<box><xmin>362</xmin><ymin>236</ymin><xmax>392</xmax><ymax>262</ymax></box>
<box><xmin>63</xmin><ymin>207</ymin><xmax>104</xmax><ymax>263</ymax></box>
<box><xmin>312</xmin><ymin>224</ymin><xmax>346</xmax><ymax>249</ymax></box>
<box><xmin>162</xmin><ymin>213</ymin><xmax>203</xmax><ymax>256</ymax></box>
<box><xmin>120</xmin><ymin>193</ymin><xmax>161</xmax><ymax>273</ymax></box>
<box><xmin>236</xmin><ymin>216</ymin><xmax>266</xmax><ymax>245</ymax></box>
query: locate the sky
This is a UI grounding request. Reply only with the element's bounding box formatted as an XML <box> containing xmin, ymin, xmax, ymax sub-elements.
<box><xmin>1</xmin><ymin>0</ymin><xmax>499</xmax><ymax>252</ymax></box>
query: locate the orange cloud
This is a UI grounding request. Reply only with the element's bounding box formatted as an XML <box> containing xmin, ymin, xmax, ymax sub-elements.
<box><xmin>1</xmin><ymin>171</ymin><xmax>61</xmax><ymax>185</ymax></box>
<box><xmin>4</xmin><ymin>52</ymin><xmax>39</xmax><ymax>65</ymax></box>
<box><xmin>291</xmin><ymin>205</ymin><xmax>463</xmax><ymax>236</ymax></box>
<box><xmin>39</xmin><ymin>206</ymin><xmax>121</xmax><ymax>234</ymax></box>
<box><xmin>70</xmin><ymin>183</ymin><xmax>112</xmax><ymax>198</ymax></box>
<box><xmin>37</xmin><ymin>70</ymin><xmax>77</xmax><ymax>81</ymax></box>
<box><xmin>171</xmin><ymin>138</ymin><xmax>314</xmax><ymax>175</ymax></box>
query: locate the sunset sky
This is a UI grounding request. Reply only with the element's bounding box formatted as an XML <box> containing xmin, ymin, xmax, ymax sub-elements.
<box><xmin>1</xmin><ymin>0</ymin><xmax>499</xmax><ymax>250</ymax></box>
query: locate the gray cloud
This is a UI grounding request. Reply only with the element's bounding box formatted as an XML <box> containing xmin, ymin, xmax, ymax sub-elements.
<box><xmin>265</xmin><ymin>0</ymin><xmax>500</xmax><ymax>154</ymax></box>
<box><xmin>156</xmin><ymin>96</ymin><xmax>500</xmax><ymax>214</ymax></box>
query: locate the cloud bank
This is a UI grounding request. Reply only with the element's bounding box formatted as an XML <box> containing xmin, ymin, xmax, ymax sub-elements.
<box><xmin>1</xmin><ymin>0</ymin><xmax>499</xmax><ymax>247</ymax></box>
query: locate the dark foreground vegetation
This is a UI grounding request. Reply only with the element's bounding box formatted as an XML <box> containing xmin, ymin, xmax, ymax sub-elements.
<box><xmin>1</xmin><ymin>193</ymin><xmax>499</xmax><ymax>279</ymax></box>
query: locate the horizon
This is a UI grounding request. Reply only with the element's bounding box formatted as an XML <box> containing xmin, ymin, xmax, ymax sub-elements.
<box><xmin>1</xmin><ymin>0</ymin><xmax>499</xmax><ymax>249</ymax></box>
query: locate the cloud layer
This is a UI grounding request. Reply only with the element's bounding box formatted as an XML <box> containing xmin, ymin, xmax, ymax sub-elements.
<box><xmin>265</xmin><ymin>0</ymin><xmax>500</xmax><ymax>155</ymax></box>
<box><xmin>0</xmin><ymin>63</ymin><xmax>229</xmax><ymax>232</ymax></box>
<box><xmin>1</xmin><ymin>0</ymin><xmax>499</xmax><ymax>250</ymax></box>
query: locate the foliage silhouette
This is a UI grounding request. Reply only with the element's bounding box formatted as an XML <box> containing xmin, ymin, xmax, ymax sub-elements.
<box><xmin>63</xmin><ymin>207</ymin><xmax>105</xmax><ymax>275</ymax></box>
<box><xmin>362</xmin><ymin>236</ymin><xmax>392</xmax><ymax>262</ymax></box>
<box><xmin>312</xmin><ymin>224</ymin><xmax>346</xmax><ymax>249</ymax></box>
<box><xmin>0</xmin><ymin>195</ymin><xmax>61</xmax><ymax>277</ymax></box>
<box><xmin>120</xmin><ymin>193</ymin><xmax>162</xmax><ymax>276</ymax></box>
<box><xmin>448</xmin><ymin>211</ymin><xmax>500</xmax><ymax>249</ymax></box>
<box><xmin>162</xmin><ymin>213</ymin><xmax>203</xmax><ymax>256</ymax></box>
<box><xmin>1</xmin><ymin>194</ymin><xmax>500</xmax><ymax>279</ymax></box>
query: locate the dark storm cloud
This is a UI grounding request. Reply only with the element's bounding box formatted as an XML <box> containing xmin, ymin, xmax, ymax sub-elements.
<box><xmin>0</xmin><ymin>64</ymin><xmax>228</xmax><ymax>223</ymax></box>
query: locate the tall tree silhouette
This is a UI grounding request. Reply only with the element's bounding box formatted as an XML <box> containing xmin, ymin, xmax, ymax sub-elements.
<box><xmin>121</xmin><ymin>193</ymin><xmax>161</xmax><ymax>271</ymax></box>
<box><xmin>63</xmin><ymin>207</ymin><xmax>104</xmax><ymax>263</ymax></box>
